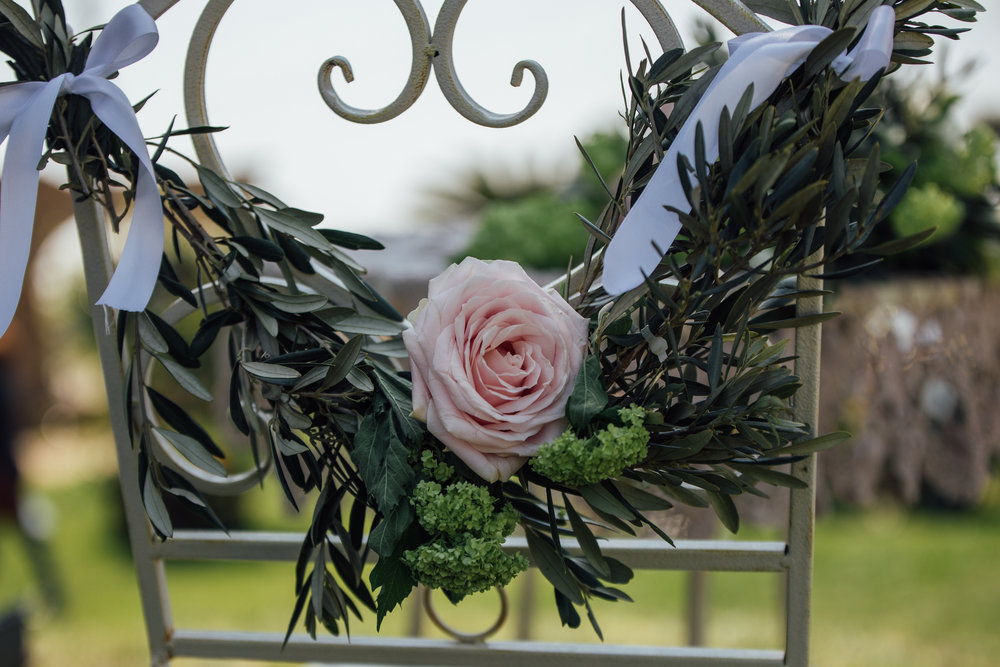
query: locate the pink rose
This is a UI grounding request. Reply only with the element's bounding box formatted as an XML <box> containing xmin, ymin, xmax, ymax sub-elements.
<box><xmin>403</xmin><ymin>258</ymin><xmax>589</xmax><ymax>482</ymax></box>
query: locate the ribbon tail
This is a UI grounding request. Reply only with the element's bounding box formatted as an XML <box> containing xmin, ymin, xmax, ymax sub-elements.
<box><xmin>839</xmin><ymin>5</ymin><xmax>895</xmax><ymax>82</ymax></box>
<box><xmin>603</xmin><ymin>36</ymin><xmax>827</xmax><ymax>295</ymax></box>
<box><xmin>84</xmin><ymin>4</ymin><xmax>159</xmax><ymax>79</ymax></box>
<box><xmin>94</xmin><ymin>153</ymin><xmax>162</xmax><ymax>311</ymax></box>
<box><xmin>74</xmin><ymin>77</ymin><xmax>163</xmax><ymax>312</ymax></box>
<box><xmin>0</xmin><ymin>80</ymin><xmax>64</xmax><ymax>337</ymax></box>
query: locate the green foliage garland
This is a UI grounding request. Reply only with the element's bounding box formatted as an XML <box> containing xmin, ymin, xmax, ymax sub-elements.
<box><xmin>0</xmin><ymin>0</ymin><xmax>984</xmax><ymax>640</ymax></box>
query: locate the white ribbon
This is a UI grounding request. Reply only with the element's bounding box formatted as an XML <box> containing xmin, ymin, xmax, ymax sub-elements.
<box><xmin>602</xmin><ymin>5</ymin><xmax>896</xmax><ymax>295</ymax></box>
<box><xmin>0</xmin><ymin>4</ymin><xmax>161</xmax><ymax>337</ymax></box>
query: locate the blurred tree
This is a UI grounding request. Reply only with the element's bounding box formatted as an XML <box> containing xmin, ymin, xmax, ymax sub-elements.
<box><xmin>451</xmin><ymin>132</ymin><xmax>627</xmax><ymax>270</ymax></box>
<box><xmin>866</xmin><ymin>73</ymin><xmax>1000</xmax><ymax>276</ymax></box>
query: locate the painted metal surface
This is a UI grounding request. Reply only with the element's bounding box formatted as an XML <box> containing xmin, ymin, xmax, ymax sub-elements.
<box><xmin>96</xmin><ymin>2</ymin><xmax>818</xmax><ymax>665</ymax></box>
<box><xmin>169</xmin><ymin>630</ymin><xmax>788</xmax><ymax>665</ymax></box>
<box><xmin>786</xmin><ymin>255</ymin><xmax>823</xmax><ymax>665</ymax></box>
<box><xmin>154</xmin><ymin>531</ymin><xmax>790</xmax><ymax>571</ymax></box>
<box><xmin>71</xmin><ymin>190</ymin><xmax>174</xmax><ymax>666</ymax></box>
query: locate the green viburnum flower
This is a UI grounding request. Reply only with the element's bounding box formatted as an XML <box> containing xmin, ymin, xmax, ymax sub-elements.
<box><xmin>404</xmin><ymin>479</ymin><xmax>527</xmax><ymax>597</ymax></box>
<box><xmin>402</xmin><ymin>534</ymin><xmax>528</xmax><ymax>597</ymax></box>
<box><xmin>419</xmin><ymin>449</ymin><xmax>454</xmax><ymax>483</ymax></box>
<box><xmin>411</xmin><ymin>480</ymin><xmax>518</xmax><ymax>537</ymax></box>
<box><xmin>530</xmin><ymin>405</ymin><xmax>650</xmax><ymax>486</ymax></box>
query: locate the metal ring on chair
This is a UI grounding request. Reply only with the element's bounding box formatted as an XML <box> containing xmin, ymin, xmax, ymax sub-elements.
<box><xmin>422</xmin><ymin>585</ymin><xmax>509</xmax><ymax>644</ymax></box>
<box><xmin>143</xmin><ymin>289</ymin><xmax>273</xmax><ymax>497</ymax></box>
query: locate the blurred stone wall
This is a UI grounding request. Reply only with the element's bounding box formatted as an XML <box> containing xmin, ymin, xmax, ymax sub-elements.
<box><xmin>817</xmin><ymin>279</ymin><xmax>1000</xmax><ymax>510</ymax></box>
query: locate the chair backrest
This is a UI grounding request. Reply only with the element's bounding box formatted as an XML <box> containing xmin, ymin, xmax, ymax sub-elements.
<box><xmin>74</xmin><ymin>1</ymin><xmax>821</xmax><ymax>664</ymax></box>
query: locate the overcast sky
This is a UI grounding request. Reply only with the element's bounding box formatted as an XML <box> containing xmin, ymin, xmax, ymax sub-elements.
<box><xmin>60</xmin><ymin>1</ymin><xmax>999</xmax><ymax>235</ymax></box>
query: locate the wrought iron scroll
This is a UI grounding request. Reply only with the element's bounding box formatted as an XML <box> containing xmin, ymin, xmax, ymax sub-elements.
<box><xmin>134</xmin><ymin>0</ymin><xmax>775</xmax><ymax>169</ymax></box>
<box><xmin>317</xmin><ymin>1</ymin><xmax>434</xmax><ymax>124</ymax></box>
<box><xmin>319</xmin><ymin>0</ymin><xmax>689</xmax><ymax>128</ymax></box>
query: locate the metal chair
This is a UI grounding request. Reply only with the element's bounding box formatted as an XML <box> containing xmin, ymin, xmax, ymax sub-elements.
<box><xmin>74</xmin><ymin>1</ymin><xmax>821</xmax><ymax>664</ymax></box>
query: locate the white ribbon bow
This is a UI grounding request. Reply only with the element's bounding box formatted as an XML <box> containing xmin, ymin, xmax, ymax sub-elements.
<box><xmin>0</xmin><ymin>4</ymin><xmax>161</xmax><ymax>337</ymax></box>
<box><xmin>602</xmin><ymin>6</ymin><xmax>896</xmax><ymax>295</ymax></box>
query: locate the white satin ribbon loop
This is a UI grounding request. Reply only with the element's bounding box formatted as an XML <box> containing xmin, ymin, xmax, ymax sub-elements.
<box><xmin>0</xmin><ymin>4</ymin><xmax>160</xmax><ymax>337</ymax></box>
<box><xmin>603</xmin><ymin>6</ymin><xmax>896</xmax><ymax>295</ymax></box>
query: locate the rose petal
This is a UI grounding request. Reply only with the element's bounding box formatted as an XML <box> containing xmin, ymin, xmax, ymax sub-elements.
<box><xmin>404</xmin><ymin>257</ymin><xmax>589</xmax><ymax>482</ymax></box>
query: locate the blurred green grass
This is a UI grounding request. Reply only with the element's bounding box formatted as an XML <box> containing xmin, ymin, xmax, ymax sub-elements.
<box><xmin>1</xmin><ymin>477</ymin><xmax>997</xmax><ymax>666</ymax></box>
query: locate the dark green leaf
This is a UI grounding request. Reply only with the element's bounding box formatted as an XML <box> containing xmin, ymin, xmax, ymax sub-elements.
<box><xmin>320</xmin><ymin>229</ymin><xmax>385</xmax><ymax>250</ymax></box>
<box><xmin>320</xmin><ymin>335</ymin><xmax>364</xmax><ymax>391</ymax></box>
<box><xmin>153</xmin><ymin>427</ymin><xmax>227</xmax><ymax>477</ymax></box>
<box><xmin>744</xmin><ymin>0</ymin><xmax>802</xmax><ymax>24</ymax></box>
<box><xmin>191</xmin><ymin>310</ymin><xmax>240</xmax><ymax>358</ymax></box>
<box><xmin>157</xmin><ymin>257</ymin><xmax>197</xmax><ymax>308</ymax></box>
<box><xmin>156</xmin><ymin>356</ymin><xmax>213</xmax><ymax>401</ymax></box>
<box><xmin>142</xmin><ymin>468</ymin><xmax>172</xmax><ymax>539</ymax></box>
<box><xmin>146</xmin><ymin>386</ymin><xmax>224</xmax><ymax>458</ymax></box>
<box><xmin>348</xmin><ymin>493</ymin><xmax>369</xmax><ymax>553</ymax></box>
<box><xmin>372</xmin><ymin>366</ymin><xmax>422</xmax><ymax>444</ymax></box>
<box><xmin>567</xmin><ymin>355</ymin><xmax>608</xmax><ymax>431</ymax></box>
<box><xmin>146</xmin><ymin>311</ymin><xmax>197</xmax><ymax>367</ymax></box>
<box><xmin>706</xmin><ymin>490</ymin><xmax>739</xmax><ymax>534</ymax></box>
<box><xmin>159</xmin><ymin>467</ymin><xmax>229</xmax><ymax>533</ymax></box>
<box><xmin>613</xmin><ymin>481</ymin><xmax>673</xmax><ymax>511</ymax></box>
<box><xmin>648</xmin><ymin>43</ymin><xmax>720</xmax><ymax>86</ymax></box>
<box><xmin>369</xmin><ymin>549</ymin><xmax>416</xmax><ymax>630</ymax></box>
<box><xmin>256</xmin><ymin>207</ymin><xmax>330</xmax><ymax>250</ymax></box>
<box><xmin>284</xmin><ymin>578</ymin><xmax>312</xmax><ymax>647</ymax></box>
<box><xmin>730</xmin><ymin>462</ymin><xmax>808</xmax><ymax>489</ymax></box>
<box><xmin>525</xmin><ymin>528</ymin><xmax>584</xmax><ymax>605</ymax></box>
<box><xmin>241</xmin><ymin>361</ymin><xmax>301</xmax><ymax>383</ymax></box>
<box><xmin>353</xmin><ymin>396</ymin><xmax>415</xmax><ymax>514</ymax></box>
<box><xmin>579</xmin><ymin>483</ymin><xmax>634</xmax><ymax>521</ymax></box>
<box><xmin>138</xmin><ymin>313</ymin><xmax>168</xmax><ymax>354</ymax></box>
<box><xmin>234</xmin><ymin>181</ymin><xmax>287</xmax><ymax>208</ymax></box>
<box><xmin>802</xmin><ymin>28</ymin><xmax>858</xmax><ymax>80</ymax></box>
<box><xmin>334</xmin><ymin>314</ymin><xmax>405</xmax><ymax>336</ymax></box>
<box><xmin>312</xmin><ymin>547</ymin><xmax>326</xmax><ymax>620</ymax></box>
<box><xmin>0</xmin><ymin>0</ymin><xmax>43</xmax><ymax>49</ymax></box>
<box><xmin>707</xmin><ymin>325</ymin><xmax>723</xmax><ymax>392</ymax></box>
<box><xmin>197</xmin><ymin>166</ymin><xmax>242</xmax><ymax>208</ymax></box>
<box><xmin>228</xmin><ymin>366</ymin><xmax>250</xmax><ymax>436</ymax></box>
<box><xmin>269</xmin><ymin>293</ymin><xmax>329</xmax><ymax>314</ymax></box>
<box><xmin>772</xmin><ymin>431</ymin><xmax>851</xmax><ymax>456</ymax></box>
<box><xmin>554</xmin><ymin>589</ymin><xmax>581</xmax><ymax>629</ymax></box>
<box><xmin>863</xmin><ymin>226</ymin><xmax>936</xmax><ymax>256</ymax></box>
<box><xmin>562</xmin><ymin>493</ymin><xmax>610</xmax><ymax>578</ymax></box>
<box><xmin>230</xmin><ymin>236</ymin><xmax>284</xmax><ymax>261</ymax></box>
<box><xmin>368</xmin><ymin>502</ymin><xmax>414</xmax><ymax>558</ymax></box>
<box><xmin>657</xmin><ymin>480</ymin><xmax>710</xmax><ymax>508</ymax></box>
<box><xmin>583</xmin><ymin>598</ymin><xmax>603</xmax><ymax>640</ymax></box>
<box><xmin>749</xmin><ymin>311</ymin><xmax>841</xmax><ymax>331</ymax></box>
<box><xmin>602</xmin><ymin>557</ymin><xmax>634</xmax><ymax>585</ymax></box>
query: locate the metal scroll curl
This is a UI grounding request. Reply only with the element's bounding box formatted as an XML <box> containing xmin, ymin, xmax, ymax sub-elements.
<box><xmin>317</xmin><ymin>0</ymin><xmax>434</xmax><ymax>124</ymax></box>
<box><xmin>315</xmin><ymin>0</ymin><xmax>767</xmax><ymax>129</ymax></box>
<box><xmin>137</xmin><ymin>0</ymin><xmax>772</xmax><ymax>169</ymax></box>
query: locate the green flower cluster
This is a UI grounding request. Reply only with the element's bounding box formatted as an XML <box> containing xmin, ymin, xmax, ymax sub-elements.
<box><xmin>530</xmin><ymin>406</ymin><xmax>650</xmax><ymax>486</ymax></box>
<box><xmin>403</xmin><ymin>480</ymin><xmax>528</xmax><ymax>597</ymax></box>
<box><xmin>410</xmin><ymin>480</ymin><xmax>516</xmax><ymax>537</ymax></box>
<box><xmin>402</xmin><ymin>535</ymin><xmax>525</xmax><ymax>596</ymax></box>
<box><xmin>419</xmin><ymin>449</ymin><xmax>454</xmax><ymax>483</ymax></box>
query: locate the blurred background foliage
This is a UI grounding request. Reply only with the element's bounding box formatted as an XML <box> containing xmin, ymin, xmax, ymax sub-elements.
<box><xmin>871</xmin><ymin>73</ymin><xmax>1000</xmax><ymax>277</ymax></box>
<box><xmin>441</xmin><ymin>131</ymin><xmax>626</xmax><ymax>270</ymax></box>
